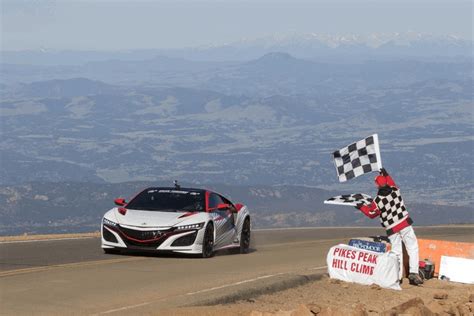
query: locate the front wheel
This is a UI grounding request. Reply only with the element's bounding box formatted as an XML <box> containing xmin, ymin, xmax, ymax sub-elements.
<box><xmin>239</xmin><ymin>218</ymin><xmax>251</xmax><ymax>254</ymax></box>
<box><xmin>201</xmin><ymin>223</ymin><xmax>214</xmax><ymax>258</ymax></box>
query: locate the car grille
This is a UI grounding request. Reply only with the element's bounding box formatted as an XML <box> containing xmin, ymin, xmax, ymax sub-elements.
<box><xmin>118</xmin><ymin>226</ymin><xmax>167</xmax><ymax>241</ymax></box>
<box><xmin>124</xmin><ymin>238</ymin><xmax>165</xmax><ymax>248</ymax></box>
<box><xmin>171</xmin><ymin>231</ymin><xmax>197</xmax><ymax>247</ymax></box>
<box><xmin>102</xmin><ymin>226</ymin><xmax>118</xmax><ymax>243</ymax></box>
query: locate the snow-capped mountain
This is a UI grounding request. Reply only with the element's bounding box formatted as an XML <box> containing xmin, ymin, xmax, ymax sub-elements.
<box><xmin>185</xmin><ymin>32</ymin><xmax>472</xmax><ymax>61</ymax></box>
<box><xmin>2</xmin><ymin>32</ymin><xmax>472</xmax><ymax>66</ymax></box>
<box><xmin>226</xmin><ymin>32</ymin><xmax>468</xmax><ymax>49</ymax></box>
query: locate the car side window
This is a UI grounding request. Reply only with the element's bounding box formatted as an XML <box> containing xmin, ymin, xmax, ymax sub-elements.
<box><xmin>220</xmin><ymin>196</ymin><xmax>233</xmax><ymax>208</ymax></box>
<box><xmin>208</xmin><ymin>193</ymin><xmax>224</xmax><ymax>210</ymax></box>
<box><xmin>220</xmin><ymin>195</ymin><xmax>236</xmax><ymax>225</ymax></box>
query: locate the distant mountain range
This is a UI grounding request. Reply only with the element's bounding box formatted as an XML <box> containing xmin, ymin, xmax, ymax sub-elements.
<box><xmin>2</xmin><ymin>32</ymin><xmax>472</xmax><ymax>65</ymax></box>
<box><xmin>0</xmin><ymin>182</ymin><xmax>472</xmax><ymax>235</ymax></box>
<box><xmin>230</xmin><ymin>32</ymin><xmax>468</xmax><ymax>49</ymax></box>
<box><xmin>178</xmin><ymin>32</ymin><xmax>473</xmax><ymax>61</ymax></box>
<box><xmin>2</xmin><ymin>51</ymin><xmax>471</xmax><ymax>91</ymax></box>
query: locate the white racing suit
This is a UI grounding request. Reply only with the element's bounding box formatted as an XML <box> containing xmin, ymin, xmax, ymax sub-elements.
<box><xmin>388</xmin><ymin>225</ymin><xmax>420</xmax><ymax>278</ymax></box>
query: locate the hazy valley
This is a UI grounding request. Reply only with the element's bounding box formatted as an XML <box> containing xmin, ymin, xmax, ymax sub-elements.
<box><xmin>1</xmin><ymin>33</ymin><xmax>473</xmax><ymax>234</ymax></box>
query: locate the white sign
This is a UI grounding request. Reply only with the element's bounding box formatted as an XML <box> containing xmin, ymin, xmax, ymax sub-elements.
<box><xmin>327</xmin><ymin>244</ymin><xmax>401</xmax><ymax>290</ymax></box>
<box><xmin>439</xmin><ymin>256</ymin><xmax>474</xmax><ymax>284</ymax></box>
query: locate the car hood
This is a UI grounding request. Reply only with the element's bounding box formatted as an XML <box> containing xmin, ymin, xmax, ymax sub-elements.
<box><xmin>114</xmin><ymin>208</ymin><xmax>192</xmax><ymax>228</ymax></box>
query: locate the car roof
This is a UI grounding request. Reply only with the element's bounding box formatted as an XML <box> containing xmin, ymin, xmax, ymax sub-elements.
<box><xmin>141</xmin><ymin>187</ymin><xmax>232</xmax><ymax>202</ymax></box>
<box><xmin>144</xmin><ymin>187</ymin><xmax>206</xmax><ymax>193</ymax></box>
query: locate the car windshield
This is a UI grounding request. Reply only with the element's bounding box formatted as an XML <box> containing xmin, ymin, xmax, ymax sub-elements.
<box><xmin>126</xmin><ymin>189</ymin><xmax>205</xmax><ymax>212</ymax></box>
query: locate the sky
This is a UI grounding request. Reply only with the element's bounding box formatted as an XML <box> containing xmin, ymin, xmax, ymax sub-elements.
<box><xmin>1</xmin><ymin>0</ymin><xmax>472</xmax><ymax>51</ymax></box>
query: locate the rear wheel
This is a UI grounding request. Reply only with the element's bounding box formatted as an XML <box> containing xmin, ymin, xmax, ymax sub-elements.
<box><xmin>201</xmin><ymin>223</ymin><xmax>214</xmax><ymax>258</ymax></box>
<box><xmin>239</xmin><ymin>217</ymin><xmax>251</xmax><ymax>254</ymax></box>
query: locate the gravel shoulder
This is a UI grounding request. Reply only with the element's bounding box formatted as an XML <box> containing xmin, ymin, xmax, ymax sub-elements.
<box><xmin>168</xmin><ymin>274</ymin><xmax>474</xmax><ymax>315</ymax></box>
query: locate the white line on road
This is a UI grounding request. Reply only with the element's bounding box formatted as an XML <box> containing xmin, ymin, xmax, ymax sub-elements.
<box><xmin>96</xmin><ymin>265</ymin><xmax>328</xmax><ymax>315</ymax></box>
<box><xmin>186</xmin><ymin>265</ymin><xmax>328</xmax><ymax>295</ymax></box>
<box><xmin>97</xmin><ymin>301</ymin><xmax>155</xmax><ymax>315</ymax></box>
<box><xmin>184</xmin><ymin>272</ymin><xmax>287</xmax><ymax>296</ymax></box>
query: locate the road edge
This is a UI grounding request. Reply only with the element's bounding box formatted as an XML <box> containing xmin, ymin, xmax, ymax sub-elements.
<box><xmin>188</xmin><ymin>272</ymin><xmax>326</xmax><ymax>307</ymax></box>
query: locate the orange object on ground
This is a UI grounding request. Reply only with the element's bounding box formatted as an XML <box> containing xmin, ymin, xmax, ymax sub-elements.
<box><xmin>417</xmin><ymin>239</ymin><xmax>474</xmax><ymax>275</ymax></box>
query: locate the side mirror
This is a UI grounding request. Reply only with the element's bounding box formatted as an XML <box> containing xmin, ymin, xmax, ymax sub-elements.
<box><xmin>217</xmin><ymin>203</ymin><xmax>231</xmax><ymax>210</ymax></box>
<box><xmin>234</xmin><ymin>203</ymin><xmax>244</xmax><ymax>212</ymax></box>
<box><xmin>114</xmin><ymin>198</ymin><xmax>127</xmax><ymax>206</ymax></box>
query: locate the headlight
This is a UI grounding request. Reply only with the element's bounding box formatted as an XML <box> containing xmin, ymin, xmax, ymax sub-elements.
<box><xmin>103</xmin><ymin>218</ymin><xmax>118</xmax><ymax>227</ymax></box>
<box><xmin>175</xmin><ymin>222</ymin><xmax>205</xmax><ymax>231</ymax></box>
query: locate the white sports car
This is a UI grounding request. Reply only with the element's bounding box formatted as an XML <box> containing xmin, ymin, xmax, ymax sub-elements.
<box><xmin>101</xmin><ymin>184</ymin><xmax>251</xmax><ymax>258</ymax></box>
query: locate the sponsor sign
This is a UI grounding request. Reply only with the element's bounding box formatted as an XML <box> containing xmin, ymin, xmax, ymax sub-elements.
<box><xmin>349</xmin><ymin>239</ymin><xmax>387</xmax><ymax>253</ymax></box>
<box><xmin>157</xmin><ymin>190</ymin><xmax>191</xmax><ymax>194</ymax></box>
<box><xmin>327</xmin><ymin>244</ymin><xmax>401</xmax><ymax>290</ymax></box>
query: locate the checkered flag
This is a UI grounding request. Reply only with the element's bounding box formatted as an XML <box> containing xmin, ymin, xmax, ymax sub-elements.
<box><xmin>332</xmin><ymin>134</ymin><xmax>382</xmax><ymax>182</ymax></box>
<box><xmin>324</xmin><ymin>193</ymin><xmax>373</xmax><ymax>207</ymax></box>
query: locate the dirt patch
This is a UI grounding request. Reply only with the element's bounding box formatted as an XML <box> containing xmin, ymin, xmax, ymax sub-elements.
<box><xmin>0</xmin><ymin>232</ymin><xmax>100</xmax><ymax>242</ymax></box>
<box><xmin>167</xmin><ymin>275</ymin><xmax>474</xmax><ymax>316</ymax></box>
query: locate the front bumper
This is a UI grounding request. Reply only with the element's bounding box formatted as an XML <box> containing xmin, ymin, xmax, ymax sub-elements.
<box><xmin>101</xmin><ymin>224</ymin><xmax>204</xmax><ymax>254</ymax></box>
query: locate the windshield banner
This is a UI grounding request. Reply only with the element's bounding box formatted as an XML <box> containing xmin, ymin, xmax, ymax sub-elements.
<box><xmin>326</xmin><ymin>244</ymin><xmax>401</xmax><ymax>290</ymax></box>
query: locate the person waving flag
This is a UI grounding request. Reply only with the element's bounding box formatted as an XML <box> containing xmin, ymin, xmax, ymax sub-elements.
<box><xmin>356</xmin><ymin>168</ymin><xmax>423</xmax><ymax>286</ymax></box>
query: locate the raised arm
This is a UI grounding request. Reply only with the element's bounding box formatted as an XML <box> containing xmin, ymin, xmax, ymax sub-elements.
<box><xmin>356</xmin><ymin>201</ymin><xmax>381</xmax><ymax>219</ymax></box>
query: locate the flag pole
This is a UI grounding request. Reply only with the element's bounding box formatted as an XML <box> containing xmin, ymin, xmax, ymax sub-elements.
<box><xmin>373</xmin><ymin>133</ymin><xmax>383</xmax><ymax>170</ymax></box>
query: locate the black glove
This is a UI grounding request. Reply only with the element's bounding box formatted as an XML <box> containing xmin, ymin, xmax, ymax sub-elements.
<box><xmin>380</xmin><ymin>168</ymin><xmax>389</xmax><ymax>176</ymax></box>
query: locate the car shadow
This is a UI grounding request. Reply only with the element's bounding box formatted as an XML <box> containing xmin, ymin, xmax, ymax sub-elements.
<box><xmin>220</xmin><ymin>247</ymin><xmax>258</xmax><ymax>256</ymax></box>
<box><xmin>102</xmin><ymin>247</ymin><xmax>257</xmax><ymax>259</ymax></box>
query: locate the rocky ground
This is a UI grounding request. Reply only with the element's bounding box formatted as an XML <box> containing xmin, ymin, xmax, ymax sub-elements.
<box><xmin>168</xmin><ymin>274</ymin><xmax>474</xmax><ymax>315</ymax></box>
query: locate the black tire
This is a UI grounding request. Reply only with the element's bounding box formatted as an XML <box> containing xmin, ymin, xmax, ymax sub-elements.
<box><xmin>239</xmin><ymin>217</ymin><xmax>251</xmax><ymax>254</ymax></box>
<box><xmin>201</xmin><ymin>223</ymin><xmax>214</xmax><ymax>258</ymax></box>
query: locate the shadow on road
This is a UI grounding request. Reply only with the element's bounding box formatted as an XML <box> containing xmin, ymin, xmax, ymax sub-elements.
<box><xmin>102</xmin><ymin>247</ymin><xmax>258</xmax><ymax>259</ymax></box>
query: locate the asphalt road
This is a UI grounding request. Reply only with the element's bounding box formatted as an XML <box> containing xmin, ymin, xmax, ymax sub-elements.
<box><xmin>0</xmin><ymin>226</ymin><xmax>472</xmax><ymax>315</ymax></box>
